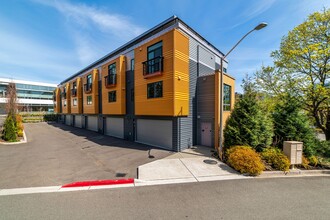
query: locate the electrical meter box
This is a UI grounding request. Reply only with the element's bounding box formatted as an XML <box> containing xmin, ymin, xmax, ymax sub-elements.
<box><xmin>283</xmin><ymin>141</ymin><xmax>303</xmax><ymax>164</ymax></box>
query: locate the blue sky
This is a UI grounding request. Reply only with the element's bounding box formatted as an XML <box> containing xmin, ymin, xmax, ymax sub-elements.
<box><xmin>0</xmin><ymin>0</ymin><xmax>329</xmax><ymax>92</ymax></box>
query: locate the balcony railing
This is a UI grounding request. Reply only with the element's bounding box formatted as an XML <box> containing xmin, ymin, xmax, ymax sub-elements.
<box><xmin>142</xmin><ymin>56</ymin><xmax>163</xmax><ymax>78</ymax></box>
<box><xmin>71</xmin><ymin>89</ymin><xmax>77</xmax><ymax>97</ymax></box>
<box><xmin>104</xmin><ymin>74</ymin><xmax>117</xmax><ymax>88</ymax></box>
<box><xmin>84</xmin><ymin>83</ymin><xmax>92</xmax><ymax>94</ymax></box>
<box><xmin>61</xmin><ymin>92</ymin><xmax>67</xmax><ymax>99</ymax></box>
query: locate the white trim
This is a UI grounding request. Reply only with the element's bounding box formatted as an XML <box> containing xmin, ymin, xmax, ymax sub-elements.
<box><xmin>0</xmin><ymin>78</ymin><xmax>57</xmax><ymax>87</ymax></box>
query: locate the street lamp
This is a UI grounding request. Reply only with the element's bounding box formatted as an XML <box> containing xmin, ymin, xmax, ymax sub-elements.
<box><xmin>218</xmin><ymin>22</ymin><xmax>267</xmax><ymax>160</ymax></box>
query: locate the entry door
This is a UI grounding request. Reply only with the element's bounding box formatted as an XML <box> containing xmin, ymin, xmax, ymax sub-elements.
<box><xmin>124</xmin><ymin>70</ymin><xmax>135</xmax><ymax>141</ymax></box>
<box><xmin>201</xmin><ymin>122</ymin><xmax>212</xmax><ymax>147</ymax></box>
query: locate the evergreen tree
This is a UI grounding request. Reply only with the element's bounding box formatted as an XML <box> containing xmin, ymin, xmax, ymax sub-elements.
<box><xmin>272</xmin><ymin>94</ymin><xmax>318</xmax><ymax>157</ymax></box>
<box><xmin>224</xmin><ymin>78</ymin><xmax>273</xmax><ymax>151</ymax></box>
<box><xmin>3</xmin><ymin>115</ymin><xmax>17</xmax><ymax>142</ymax></box>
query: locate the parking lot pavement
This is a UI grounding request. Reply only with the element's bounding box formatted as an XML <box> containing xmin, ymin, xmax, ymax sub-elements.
<box><xmin>0</xmin><ymin>122</ymin><xmax>173</xmax><ymax>189</ymax></box>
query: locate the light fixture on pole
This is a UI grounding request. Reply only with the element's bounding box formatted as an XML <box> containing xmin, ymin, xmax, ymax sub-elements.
<box><xmin>218</xmin><ymin>22</ymin><xmax>267</xmax><ymax>160</ymax></box>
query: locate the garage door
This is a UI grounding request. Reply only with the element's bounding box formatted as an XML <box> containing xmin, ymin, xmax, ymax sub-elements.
<box><xmin>136</xmin><ymin>119</ymin><xmax>172</xmax><ymax>150</ymax></box>
<box><xmin>74</xmin><ymin>115</ymin><xmax>82</xmax><ymax>128</ymax></box>
<box><xmin>105</xmin><ymin>117</ymin><xmax>124</xmax><ymax>138</ymax></box>
<box><xmin>87</xmin><ymin>116</ymin><xmax>98</xmax><ymax>132</ymax></box>
<box><xmin>65</xmin><ymin>115</ymin><xmax>71</xmax><ymax>126</ymax></box>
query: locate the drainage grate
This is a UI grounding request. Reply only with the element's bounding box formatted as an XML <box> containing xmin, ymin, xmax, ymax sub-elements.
<box><xmin>203</xmin><ymin>159</ymin><xmax>218</xmax><ymax>165</ymax></box>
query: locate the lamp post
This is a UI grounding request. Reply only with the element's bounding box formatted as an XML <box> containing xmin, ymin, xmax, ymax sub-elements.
<box><xmin>218</xmin><ymin>22</ymin><xmax>267</xmax><ymax>160</ymax></box>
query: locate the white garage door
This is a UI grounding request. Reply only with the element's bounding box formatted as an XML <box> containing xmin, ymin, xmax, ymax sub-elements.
<box><xmin>137</xmin><ymin>119</ymin><xmax>172</xmax><ymax>150</ymax></box>
<box><xmin>87</xmin><ymin>116</ymin><xmax>98</xmax><ymax>132</ymax></box>
<box><xmin>74</xmin><ymin>115</ymin><xmax>82</xmax><ymax>128</ymax></box>
<box><xmin>105</xmin><ymin>117</ymin><xmax>124</xmax><ymax>138</ymax></box>
<box><xmin>65</xmin><ymin>115</ymin><xmax>71</xmax><ymax>126</ymax></box>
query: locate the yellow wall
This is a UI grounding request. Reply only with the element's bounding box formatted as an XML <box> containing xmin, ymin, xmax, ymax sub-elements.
<box><xmin>82</xmin><ymin>69</ymin><xmax>99</xmax><ymax>114</ymax></box>
<box><xmin>214</xmin><ymin>72</ymin><xmax>235</xmax><ymax>153</ymax></box>
<box><xmin>61</xmin><ymin>83</ymin><xmax>71</xmax><ymax>114</ymax></box>
<box><xmin>101</xmin><ymin>55</ymin><xmax>126</xmax><ymax>115</ymax></box>
<box><xmin>134</xmin><ymin>29</ymin><xmax>189</xmax><ymax>116</ymax></box>
<box><xmin>70</xmin><ymin>77</ymin><xmax>83</xmax><ymax>114</ymax></box>
<box><xmin>54</xmin><ymin>88</ymin><xmax>61</xmax><ymax>113</ymax></box>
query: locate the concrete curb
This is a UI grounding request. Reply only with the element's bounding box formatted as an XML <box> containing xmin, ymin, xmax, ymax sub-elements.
<box><xmin>258</xmin><ymin>169</ymin><xmax>330</xmax><ymax>178</ymax></box>
<box><xmin>62</xmin><ymin>179</ymin><xmax>134</xmax><ymax>187</ymax></box>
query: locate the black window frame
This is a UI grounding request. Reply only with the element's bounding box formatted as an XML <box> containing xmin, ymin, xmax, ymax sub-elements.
<box><xmin>223</xmin><ymin>84</ymin><xmax>231</xmax><ymax>111</ymax></box>
<box><xmin>147</xmin><ymin>81</ymin><xmax>163</xmax><ymax>99</ymax></box>
<box><xmin>108</xmin><ymin>91</ymin><xmax>116</xmax><ymax>103</ymax></box>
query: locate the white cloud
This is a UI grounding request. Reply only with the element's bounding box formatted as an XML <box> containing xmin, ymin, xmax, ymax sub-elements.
<box><xmin>33</xmin><ymin>0</ymin><xmax>145</xmax><ymax>64</ymax></box>
<box><xmin>241</xmin><ymin>0</ymin><xmax>276</xmax><ymax>19</ymax></box>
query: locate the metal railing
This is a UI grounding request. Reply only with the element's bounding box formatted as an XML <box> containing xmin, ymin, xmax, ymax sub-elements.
<box><xmin>84</xmin><ymin>83</ymin><xmax>92</xmax><ymax>93</ymax></box>
<box><xmin>104</xmin><ymin>74</ymin><xmax>117</xmax><ymax>87</ymax></box>
<box><xmin>142</xmin><ymin>56</ymin><xmax>163</xmax><ymax>76</ymax></box>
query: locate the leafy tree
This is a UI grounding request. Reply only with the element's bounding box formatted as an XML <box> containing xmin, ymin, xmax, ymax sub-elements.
<box><xmin>224</xmin><ymin>78</ymin><xmax>273</xmax><ymax>151</ymax></box>
<box><xmin>3</xmin><ymin>115</ymin><xmax>17</xmax><ymax>142</ymax></box>
<box><xmin>255</xmin><ymin>9</ymin><xmax>330</xmax><ymax>140</ymax></box>
<box><xmin>272</xmin><ymin>94</ymin><xmax>318</xmax><ymax>157</ymax></box>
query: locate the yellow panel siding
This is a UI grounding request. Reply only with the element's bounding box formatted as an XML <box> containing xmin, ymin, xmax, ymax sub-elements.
<box><xmin>101</xmin><ymin>55</ymin><xmax>126</xmax><ymax>115</ymax></box>
<box><xmin>134</xmin><ymin>30</ymin><xmax>175</xmax><ymax>116</ymax></box>
<box><xmin>214</xmin><ymin>72</ymin><xmax>235</xmax><ymax>152</ymax></box>
<box><xmin>70</xmin><ymin>77</ymin><xmax>83</xmax><ymax>114</ymax></box>
<box><xmin>222</xmin><ymin>74</ymin><xmax>235</xmax><ymax>126</ymax></box>
<box><xmin>62</xmin><ymin>83</ymin><xmax>71</xmax><ymax>114</ymax></box>
<box><xmin>54</xmin><ymin>88</ymin><xmax>61</xmax><ymax>113</ymax></box>
<box><xmin>82</xmin><ymin>69</ymin><xmax>99</xmax><ymax>114</ymax></box>
<box><xmin>173</xmin><ymin>30</ymin><xmax>189</xmax><ymax>116</ymax></box>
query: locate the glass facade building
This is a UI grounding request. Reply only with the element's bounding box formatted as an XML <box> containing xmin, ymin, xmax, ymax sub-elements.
<box><xmin>0</xmin><ymin>78</ymin><xmax>57</xmax><ymax>113</ymax></box>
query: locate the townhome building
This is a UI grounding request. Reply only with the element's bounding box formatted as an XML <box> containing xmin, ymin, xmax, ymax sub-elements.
<box><xmin>54</xmin><ymin>16</ymin><xmax>235</xmax><ymax>151</ymax></box>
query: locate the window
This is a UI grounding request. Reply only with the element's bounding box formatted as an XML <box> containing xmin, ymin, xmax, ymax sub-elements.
<box><xmin>223</xmin><ymin>67</ymin><xmax>227</xmax><ymax>73</ymax></box>
<box><xmin>147</xmin><ymin>81</ymin><xmax>163</xmax><ymax>98</ymax></box>
<box><xmin>87</xmin><ymin>96</ymin><xmax>92</xmax><ymax>105</ymax></box>
<box><xmin>73</xmin><ymin>82</ymin><xmax>77</xmax><ymax>90</ymax></box>
<box><xmin>108</xmin><ymin>91</ymin><xmax>116</xmax><ymax>102</ymax></box>
<box><xmin>63</xmin><ymin>100</ymin><xmax>67</xmax><ymax>107</ymax></box>
<box><xmin>143</xmin><ymin>41</ymin><xmax>163</xmax><ymax>76</ymax></box>
<box><xmin>223</xmin><ymin>84</ymin><xmax>231</xmax><ymax>111</ymax></box>
<box><xmin>131</xmin><ymin>59</ymin><xmax>135</xmax><ymax>71</ymax></box>
<box><xmin>73</xmin><ymin>98</ymin><xmax>77</xmax><ymax>106</ymax></box>
<box><xmin>71</xmin><ymin>81</ymin><xmax>77</xmax><ymax>96</ymax></box>
<box><xmin>105</xmin><ymin>63</ymin><xmax>116</xmax><ymax>86</ymax></box>
<box><xmin>87</xmin><ymin>74</ymin><xmax>92</xmax><ymax>85</ymax></box>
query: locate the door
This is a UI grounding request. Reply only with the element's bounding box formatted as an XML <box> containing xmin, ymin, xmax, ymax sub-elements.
<box><xmin>124</xmin><ymin>69</ymin><xmax>135</xmax><ymax>141</ymax></box>
<box><xmin>201</xmin><ymin>122</ymin><xmax>212</xmax><ymax>147</ymax></box>
<box><xmin>136</xmin><ymin>119</ymin><xmax>172</xmax><ymax>150</ymax></box>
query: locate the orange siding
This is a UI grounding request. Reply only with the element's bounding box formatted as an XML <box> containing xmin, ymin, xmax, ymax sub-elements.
<box><xmin>135</xmin><ymin>29</ymin><xmax>189</xmax><ymax>116</ymax></box>
<box><xmin>54</xmin><ymin>88</ymin><xmax>61</xmax><ymax>113</ymax></box>
<box><xmin>101</xmin><ymin>55</ymin><xmax>126</xmax><ymax>115</ymax></box>
<box><xmin>70</xmin><ymin>77</ymin><xmax>83</xmax><ymax>114</ymax></box>
<box><xmin>61</xmin><ymin>83</ymin><xmax>71</xmax><ymax>114</ymax></box>
<box><xmin>173</xmin><ymin>30</ymin><xmax>189</xmax><ymax>116</ymax></box>
<box><xmin>82</xmin><ymin>69</ymin><xmax>99</xmax><ymax>114</ymax></box>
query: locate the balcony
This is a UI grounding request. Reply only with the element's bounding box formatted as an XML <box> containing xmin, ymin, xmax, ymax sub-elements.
<box><xmin>142</xmin><ymin>56</ymin><xmax>163</xmax><ymax>78</ymax></box>
<box><xmin>104</xmin><ymin>74</ymin><xmax>117</xmax><ymax>88</ymax></box>
<box><xmin>84</xmin><ymin>83</ymin><xmax>92</xmax><ymax>94</ymax></box>
<box><xmin>71</xmin><ymin>89</ymin><xmax>77</xmax><ymax>97</ymax></box>
<box><xmin>61</xmin><ymin>92</ymin><xmax>67</xmax><ymax>99</ymax></box>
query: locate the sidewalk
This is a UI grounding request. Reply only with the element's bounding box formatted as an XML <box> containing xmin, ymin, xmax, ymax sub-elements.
<box><xmin>136</xmin><ymin>146</ymin><xmax>249</xmax><ymax>186</ymax></box>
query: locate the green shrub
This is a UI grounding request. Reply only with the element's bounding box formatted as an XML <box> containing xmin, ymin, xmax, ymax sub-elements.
<box><xmin>316</xmin><ymin>141</ymin><xmax>330</xmax><ymax>158</ymax></box>
<box><xmin>43</xmin><ymin>114</ymin><xmax>58</xmax><ymax>122</ymax></box>
<box><xmin>17</xmin><ymin>130</ymin><xmax>24</xmax><ymax>137</ymax></box>
<box><xmin>308</xmin><ymin>156</ymin><xmax>318</xmax><ymax>167</ymax></box>
<box><xmin>224</xmin><ymin>79</ymin><xmax>273</xmax><ymax>152</ymax></box>
<box><xmin>227</xmin><ymin>146</ymin><xmax>265</xmax><ymax>176</ymax></box>
<box><xmin>3</xmin><ymin>115</ymin><xmax>17</xmax><ymax>142</ymax></box>
<box><xmin>261</xmin><ymin>147</ymin><xmax>290</xmax><ymax>171</ymax></box>
<box><xmin>272</xmin><ymin>94</ymin><xmax>318</xmax><ymax>157</ymax></box>
<box><xmin>301</xmin><ymin>155</ymin><xmax>310</xmax><ymax>169</ymax></box>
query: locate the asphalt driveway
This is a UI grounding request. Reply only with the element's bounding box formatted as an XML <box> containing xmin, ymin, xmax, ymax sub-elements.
<box><xmin>0</xmin><ymin>122</ymin><xmax>173</xmax><ymax>189</ymax></box>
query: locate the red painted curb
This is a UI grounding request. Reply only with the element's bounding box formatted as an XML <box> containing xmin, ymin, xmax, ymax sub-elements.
<box><xmin>62</xmin><ymin>178</ymin><xmax>134</xmax><ymax>188</ymax></box>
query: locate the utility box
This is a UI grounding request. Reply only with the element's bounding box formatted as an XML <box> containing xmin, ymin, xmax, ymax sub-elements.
<box><xmin>283</xmin><ymin>141</ymin><xmax>303</xmax><ymax>164</ymax></box>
